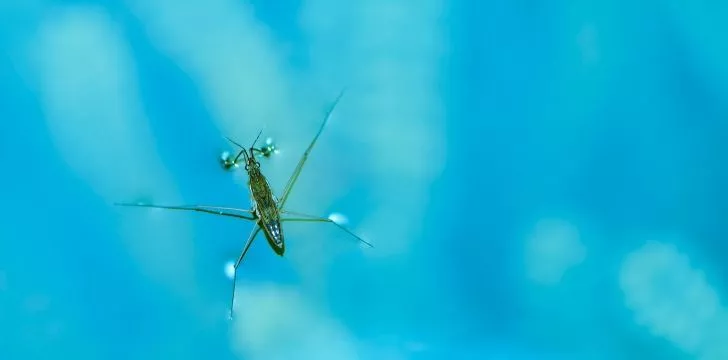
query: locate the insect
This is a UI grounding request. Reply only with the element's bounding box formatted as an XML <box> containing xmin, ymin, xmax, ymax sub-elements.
<box><xmin>115</xmin><ymin>90</ymin><xmax>373</xmax><ymax>319</ymax></box>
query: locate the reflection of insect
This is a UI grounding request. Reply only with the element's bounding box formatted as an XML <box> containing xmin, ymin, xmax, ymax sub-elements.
<box><xmin>115</xmin><ymin>90</ymin><xmax>373</xmax><ymax>319</ymax></box>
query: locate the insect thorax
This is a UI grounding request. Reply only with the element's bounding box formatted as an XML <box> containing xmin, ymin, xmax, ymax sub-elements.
<box><xmin>247</xmin><ymin>167</ymin><xmax>278</xmax><ymax>218</ymax></box>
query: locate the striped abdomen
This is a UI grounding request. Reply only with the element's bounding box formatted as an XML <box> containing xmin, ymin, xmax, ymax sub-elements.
<box><xmin>248</xmin><ymin>167</ymin><xmax>285</xmax><ymax>255</ymax></box>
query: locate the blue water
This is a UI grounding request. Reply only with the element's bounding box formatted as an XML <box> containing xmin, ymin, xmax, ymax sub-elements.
<box><xmin>1</xmin><ymin>1</ymin><xmax>727</xmax><ymax>359</ymax></box>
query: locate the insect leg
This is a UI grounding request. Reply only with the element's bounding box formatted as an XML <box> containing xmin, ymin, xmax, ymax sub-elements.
<box><xmin>277</xmin><ymin>89</ymin><xmax>347</xmax><ymax>209</ymax></box>
<box><xmin>114</xmin><ymin>203</ymin><xmax>256</xmax><ymax>221</ymax></box>
<box><xmin>280</xmin><ymin>210</ymin><xmax>373</xmax><ymax>248</ymax></box>
<box><xmin>229</xmin><ymin>225</ymin><xmax>262</xmax><ymax>319</ymax></box>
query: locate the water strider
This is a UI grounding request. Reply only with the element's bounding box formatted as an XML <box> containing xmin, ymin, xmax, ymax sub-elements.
<box><xmin>115</xmin><ymin>90</ymin><xmax>373</xmax><ymax>319</ymax></box>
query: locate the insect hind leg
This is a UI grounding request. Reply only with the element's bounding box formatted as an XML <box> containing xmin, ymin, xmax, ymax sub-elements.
<box><xmin>280</xmin><ymin>210</ymin><xmax>373</xmax><ymax>248</ymax></box>
<box><xmin>229</xmin><ymin>225</ymin><xmax>262</xmax><ymax>320</ymax></box>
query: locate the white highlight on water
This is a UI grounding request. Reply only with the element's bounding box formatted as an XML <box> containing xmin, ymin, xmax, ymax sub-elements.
<box><xmin>224</xmin><ymin>260</ymin><xmax>236</xmax><ymax>280</ymax></box>
<box><xmin>327</xmin><ymin>212</ymin><xmax>348</xmax><ymax>225</ymax></box>
<box><xmin>620</xmin><ymin>241</ymin><xmax>728</xmax><ymax>359</ymax></box>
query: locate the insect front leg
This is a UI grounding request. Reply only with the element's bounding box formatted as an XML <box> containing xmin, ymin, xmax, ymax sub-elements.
<box><xmin>220</xmin><ymin>151</ymin><xmax>239</xmax><ymax>171</ymax></box>
<box><xmin>251</xmin><ymin>137</ymin><xmax>278</xmax><ymax>158</ymax></box>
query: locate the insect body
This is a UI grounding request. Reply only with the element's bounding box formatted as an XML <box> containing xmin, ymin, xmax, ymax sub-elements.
<box><xmin>231</xmin><ymin>132</ymin><xmax>285</xmax><ymax>255</ymax></box>
<box><xmin>115</xmin><ymin>89</ymin><xmax>372</xmax><ymax>319</ymax></box>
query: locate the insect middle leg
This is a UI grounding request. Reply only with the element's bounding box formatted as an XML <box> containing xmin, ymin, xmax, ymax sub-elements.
<box><xmin>277</xmin><ymin>89</ymin><xmax>347</xmax><ymax>209</ymax></box>
<box><xmin>114</xmin><ymin>202</ymin><xmax>263</xmax><ymax>318</ymax></box>
<box><xmin>114</xmin><ymin>203</ymin><xmax>257</xmax><ymax>221</ymax></box>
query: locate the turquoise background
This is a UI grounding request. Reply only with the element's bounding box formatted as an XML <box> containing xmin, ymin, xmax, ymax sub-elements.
<box><xmin>1</xmin><ymin>1</ymin><xmax>728</xmax><ymax>359</ymax></box>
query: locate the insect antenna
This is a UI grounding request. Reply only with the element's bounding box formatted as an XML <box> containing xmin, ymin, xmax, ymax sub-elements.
<box><xmin>225</xmin><ymin>136</ymin><xmax>250</xmax><ymax>165</ymax></box>
<box><xmin>249</xmin><ymin>129</ymin><xmax>264</xmax><ymax>151</ymax></box>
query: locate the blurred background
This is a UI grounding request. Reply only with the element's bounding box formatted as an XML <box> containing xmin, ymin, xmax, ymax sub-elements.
<box><xmin>1</xmin><ymin>0</ymin><xmax>727</xmax><ymax>359</ymax></box>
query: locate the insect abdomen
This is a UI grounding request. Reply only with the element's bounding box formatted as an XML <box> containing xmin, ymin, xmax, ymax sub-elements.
<box><xmin>248</xmin><ymin>168</ymin><xmax>285</xmax><ymax>255</ymax></box>
<box><xmin>261</xmin><ymin>219</ymin><xmax>285</xmax><ymax>255</ymax></box>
